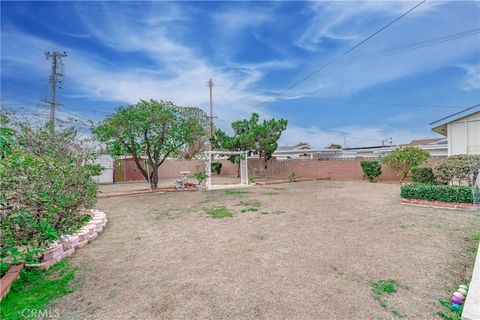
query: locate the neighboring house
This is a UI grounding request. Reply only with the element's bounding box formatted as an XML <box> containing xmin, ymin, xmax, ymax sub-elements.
<box><xmin>92</xmin><ymin>154</ymin><xmax>114</xmax><ymax>184</ymax></box>
<box><xmin>274</xmin><ymin>143</ymin><xmax>314</xmax><ymax>159</ymax></box>
<box><xmin>430</xmin><ymin>104</ymin><xmax>480</xmax><ymax>155</ymax></box>
<box><xmin>273</xmin><ymin>139</ymin><xmax>447</xmax><ymax>160</ymax></box>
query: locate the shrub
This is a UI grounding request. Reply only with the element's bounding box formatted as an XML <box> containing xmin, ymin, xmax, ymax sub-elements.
<box><xmin>194</xmin><ymin>171</ymin><xmax>208</xmax><ymax>185</ymax></box>
<box><xmin>433</xmin><ymin>154</ymin><xmax>480</xmax><ymax>185</ymax></box>
<box><xmin>361</xmin><ymin>161</ymin><xmax>382</xmax><ymax>182</ymax></box>
<box><xmin>211</xmin><ymin>162</ymin><xmax>222</xmax><ymax>174</ymax></box>
<box><xmin>381</xmin><ymin>146</ymin><xmax>430</xmax><ymax>182</ymax></box>
<box><xmin>0</xmin><ymin>123</ymin><xmax>98</xmax><ymax>263</ymax></box>
<box><xmin>411</xmin><ymin>167</ymin><xmax>436</xmax><ymax>184</ymax></box>
<box><xmin>401</xmin><ymin>183</ymin><xmax>477</xmax><ymax>203</ymax></box>
<box><xmin>288</xmin><ymin>170</ymin><xmax>297</xmax><ymax>182</ymax></box>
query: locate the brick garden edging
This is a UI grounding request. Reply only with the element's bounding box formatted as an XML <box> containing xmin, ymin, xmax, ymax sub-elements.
<box><xmin>0</xmin><ymin>263</ymin><xmax>24</xmax><ymax>300</ymax></box>
<box><xmin>25</xmin><ymin>210</ymin><xmax>108</xmax><ymax>270</ymax></box>
<box><xmin>401</xmin><ymin>198</ymin><xmax>479</xmax><ymax>211</ymax></box>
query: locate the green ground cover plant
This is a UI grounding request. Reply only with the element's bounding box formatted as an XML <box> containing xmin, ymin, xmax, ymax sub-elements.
<box><xmin>204</xmin><ymin>206</ymin><xmax>233</xmax><ymax>219</ymax></box>
<box><xmin>0</xmin><ymin>260</ymin><xmax>77</xmax><ymax>320</ymax></box>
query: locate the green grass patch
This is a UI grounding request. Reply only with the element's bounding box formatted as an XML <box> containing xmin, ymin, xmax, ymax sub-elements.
<box><xmin>1</xmin><ymin>261</ymin><xmax>10</xmax><ymax>278</ymax></box>
<box><xmin>237</xmin><ymin>200</ymin><xmax>261</xmax><ymax>208</ymax></box>
<box><xmin>468</xmin><ymin>233</ymin><xmax>480</xmax><ymax>254</ymax></box>
<box><xmin>204</xmin><ymin>206</ymin><xmax>233</xmax><ymax>219</ymax></box>
<box><xmin>371</xmin><ymin>280</ymin><xmax>398</xmax><ymax>309</ymax></box>
<box><xmin>224</xmin><ymin>189</ymin><xmax>249</xmax><ymax>196</ymax></box>
<box><xmin>241</xmin><ymin>208</ymin><xmax>259</xmax><ymax>213</ymax></box>
<box><xmin>264</xmin><ymin>191</ymin><xmax>280</xmax><ymax>195</ymax></box>
<box><xmin>391</xmin><ymin>310</ymin><xmax>405</xmax><ymax>318</ymax></box>
<box><xmin>0</xmin><ymin>260</ymin><xmax>77</xmax><ymax>320</ymax></box>
<box><xmin>268</xmin><ymin>186</ymin><xmax>287</xmax><ymax>190</ymax></box>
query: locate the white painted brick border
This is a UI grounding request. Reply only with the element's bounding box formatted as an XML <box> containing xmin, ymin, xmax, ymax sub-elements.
<box><xmin>25</xmin><ymin>210</ymin><xmax>107</xmax><ymax>269</ymax></box>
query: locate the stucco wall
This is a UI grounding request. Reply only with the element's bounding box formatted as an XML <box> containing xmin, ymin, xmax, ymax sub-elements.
<box><xmin>448</xmin><ymin>112</ymin><xmax>480</xmax><ymax>155</ymax></box>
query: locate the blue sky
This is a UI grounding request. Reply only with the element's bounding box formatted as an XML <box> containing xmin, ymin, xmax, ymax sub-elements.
<box><xmin>1</xmin><ymin>1</ymin><xmax>479</xmax><ymax>147</ymax></box>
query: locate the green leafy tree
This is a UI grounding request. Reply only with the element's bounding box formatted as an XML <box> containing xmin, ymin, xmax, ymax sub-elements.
<box><xmin>253</xmin><ymin>117</ymin><xmax>288</xmax><ymax>174</ymax></box>
<box><xmin>180</xmin><ymin>107</ymin><xmax>210</xmax><ymax>160</ymax></box>
<box><xmin>92</xmin><ymin>100</ymin><xmax>205</xmax><ymax>189</ymax></box>
<box><xmin>380</xmin><ymin>146</ymin><xmax>430</xmax><ymax>183</ymax></box>
<box><xmin>211</xmin><ymin>113</ymin><xmax>287</xmax><ymax>176</ymax></box>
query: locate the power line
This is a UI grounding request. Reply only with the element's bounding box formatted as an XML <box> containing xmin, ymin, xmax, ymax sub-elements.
<box><xmin>215</xmin><ymin>27</ymin><xmax>478</xmax><ymax>116</ymax></box>
<box><xmin>230</xmin><ymin>0</ymin><xmax>426</xmax><ymax>119</ymax></box>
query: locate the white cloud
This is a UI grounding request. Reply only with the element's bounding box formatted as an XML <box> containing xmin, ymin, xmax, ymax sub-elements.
<box><xmin>296</xmin><ymin>1</ymin><xmax>445</xmax><ymax>52</ymax></box>
<box><xmin>458</xmin><ymin>64</ymin><xmax>480</xmax><ymax>91</ymax></box>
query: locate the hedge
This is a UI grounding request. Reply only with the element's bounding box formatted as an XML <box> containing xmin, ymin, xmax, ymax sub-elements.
<box><xmin>400</xmin><ymin>183</ymin><xmax>478</xmax><ymax>204</ymax></box>
<box><xmin>411</xmin><ymin>167</ymin><xmax>436</xmax><ymax>184</ymax></box>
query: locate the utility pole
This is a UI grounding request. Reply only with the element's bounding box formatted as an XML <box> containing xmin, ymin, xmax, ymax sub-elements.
<box><xmin>207</xmin><ymin>79</ymin><xmax>214</xmax><ymax>139</ymax></box>
<box><xmin>45</xmin><ymin>51</ymin><xmax>67</xmax><ymax>130</ymax></box>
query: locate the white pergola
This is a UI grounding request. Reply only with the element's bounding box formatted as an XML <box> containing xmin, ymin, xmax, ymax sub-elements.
<box><xmin>205</xmin><ymin>150</ymin><xmax>249</xmax><ymax>190</ymax></box>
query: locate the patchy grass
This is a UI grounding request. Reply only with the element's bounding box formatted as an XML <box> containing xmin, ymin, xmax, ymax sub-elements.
<box><xmin>264</xmin><ymin>191</ymin><xmax>281</xmax><ymax>196</ymax></box>
<box><xmin>391</xmin><ymin>310</ymin><xmax>405</xmax><ymax>318</ymax></box>
<box><xmin>371</xmin><ymin>280</ymin><xmax>398</xmax><ymax>310</ymax></box>
<box><xmin>204</xmin><ymin>206</ymin><xmax>233</xmax><ymax>219</ymax></box>
<box><xmin>268</xmin><ymin>186</ymin><xmax>287</xmax><ymax>190</ymax></box>
<box><xmin>237</xmin><ymin>200</ymin><xmax>261</xmax><ymax>208</ymax></box>
<box><xmin>0</xmin><ymin>260</ymin><xmax>77</xmax><ymax>320</ymax></box>
<box><xmin>134</xmin><ymin>236</ymin><xmax>141</xmax><ymax>240</ymax></box>
<box><xmin>224</xmin><ymin>189</ymin><xmax>250</xmax><ymax>196</ymax></box>
<box><xmin>467</xmin><ymin>233</ymin><xmax>480</xmax><ymax>253</ymax></box>
<box><xmin>0</xmin><ymin>261</ymin><xmax>10</xmax><ymax>278</ymax></box>
<box><xmin>241</xmin><ymin>208</ymin><xmax>259</xmax><ymax>213</ymax></box>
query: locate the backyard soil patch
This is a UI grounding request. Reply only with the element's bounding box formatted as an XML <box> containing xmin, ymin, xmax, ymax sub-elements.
<box><xmin>50</xmin><ymin>181</ymin><xmax>479</xmax><ymax>319</ymax></box>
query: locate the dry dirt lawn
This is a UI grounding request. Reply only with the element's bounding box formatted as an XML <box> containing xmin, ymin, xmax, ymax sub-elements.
<box><xmin>53</xmin><ymin>181</ymin><xmax>479</xmax><ymax>320</ymax></box>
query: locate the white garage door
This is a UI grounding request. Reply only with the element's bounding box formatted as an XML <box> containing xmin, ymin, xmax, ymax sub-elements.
<box><xmin>467</xmin><ymin>120</ymin><xmax>480</xmax><ymax>154</ymax></box>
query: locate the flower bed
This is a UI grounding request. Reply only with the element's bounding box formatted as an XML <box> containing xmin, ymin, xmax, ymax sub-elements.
<box><xmin>0</xmin><ymin>210</ymin><xmax>107</xmax><ymax>300</ymax></box>
<box><xmin>24</xmin><ymin>210</ymin><xmax>107</xmax><ymax>270</ymax></box>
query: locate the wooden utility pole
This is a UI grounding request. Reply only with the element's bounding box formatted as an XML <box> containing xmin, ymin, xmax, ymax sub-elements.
<box><xmin>45</xmin><ymin>51</ymin><xmax>67</xmax><ymax>130</ymax></box>
<box><xmin>207</xmin><ymin>79</ymin><xmax>214</xmax><ymax>138</ymax></box>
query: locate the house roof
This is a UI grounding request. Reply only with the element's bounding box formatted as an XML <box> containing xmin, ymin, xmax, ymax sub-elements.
<box><xmin>430</xmin><ymin>104</ymin><xmax>480</xmax><ymax>135</ymax></box>
<box><xmin>276</xmin><ymin>144</ymin><xmax>311</xmax><ymax>151</ymax></box>
<box><xmin>401</xmin><ymin>138</ymin><xmax>444</xmax><ymax>146</ymax></box>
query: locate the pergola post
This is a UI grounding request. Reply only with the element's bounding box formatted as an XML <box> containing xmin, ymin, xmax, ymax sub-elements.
<box><xmin>206</xmin><ymin>150</ymin><xmax>212</xmax><ymax>189</ymax></box>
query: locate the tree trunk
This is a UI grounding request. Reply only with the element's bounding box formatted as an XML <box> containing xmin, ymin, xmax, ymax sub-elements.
<box><xmin>262</xmin><ymin>158</ymin><xmax>268</xmax><ymax>177</ymax></box>
<box><xmin>150</xmin><ymin>166</ymin><xmax>159</xmax><ymax>189</ymax></box>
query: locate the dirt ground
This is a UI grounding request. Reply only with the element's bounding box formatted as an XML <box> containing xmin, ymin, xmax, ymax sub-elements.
<box><xmin>53</xmin><ymin>180</ymin><xmax>479</xmax><ymax>320</ymax></box>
